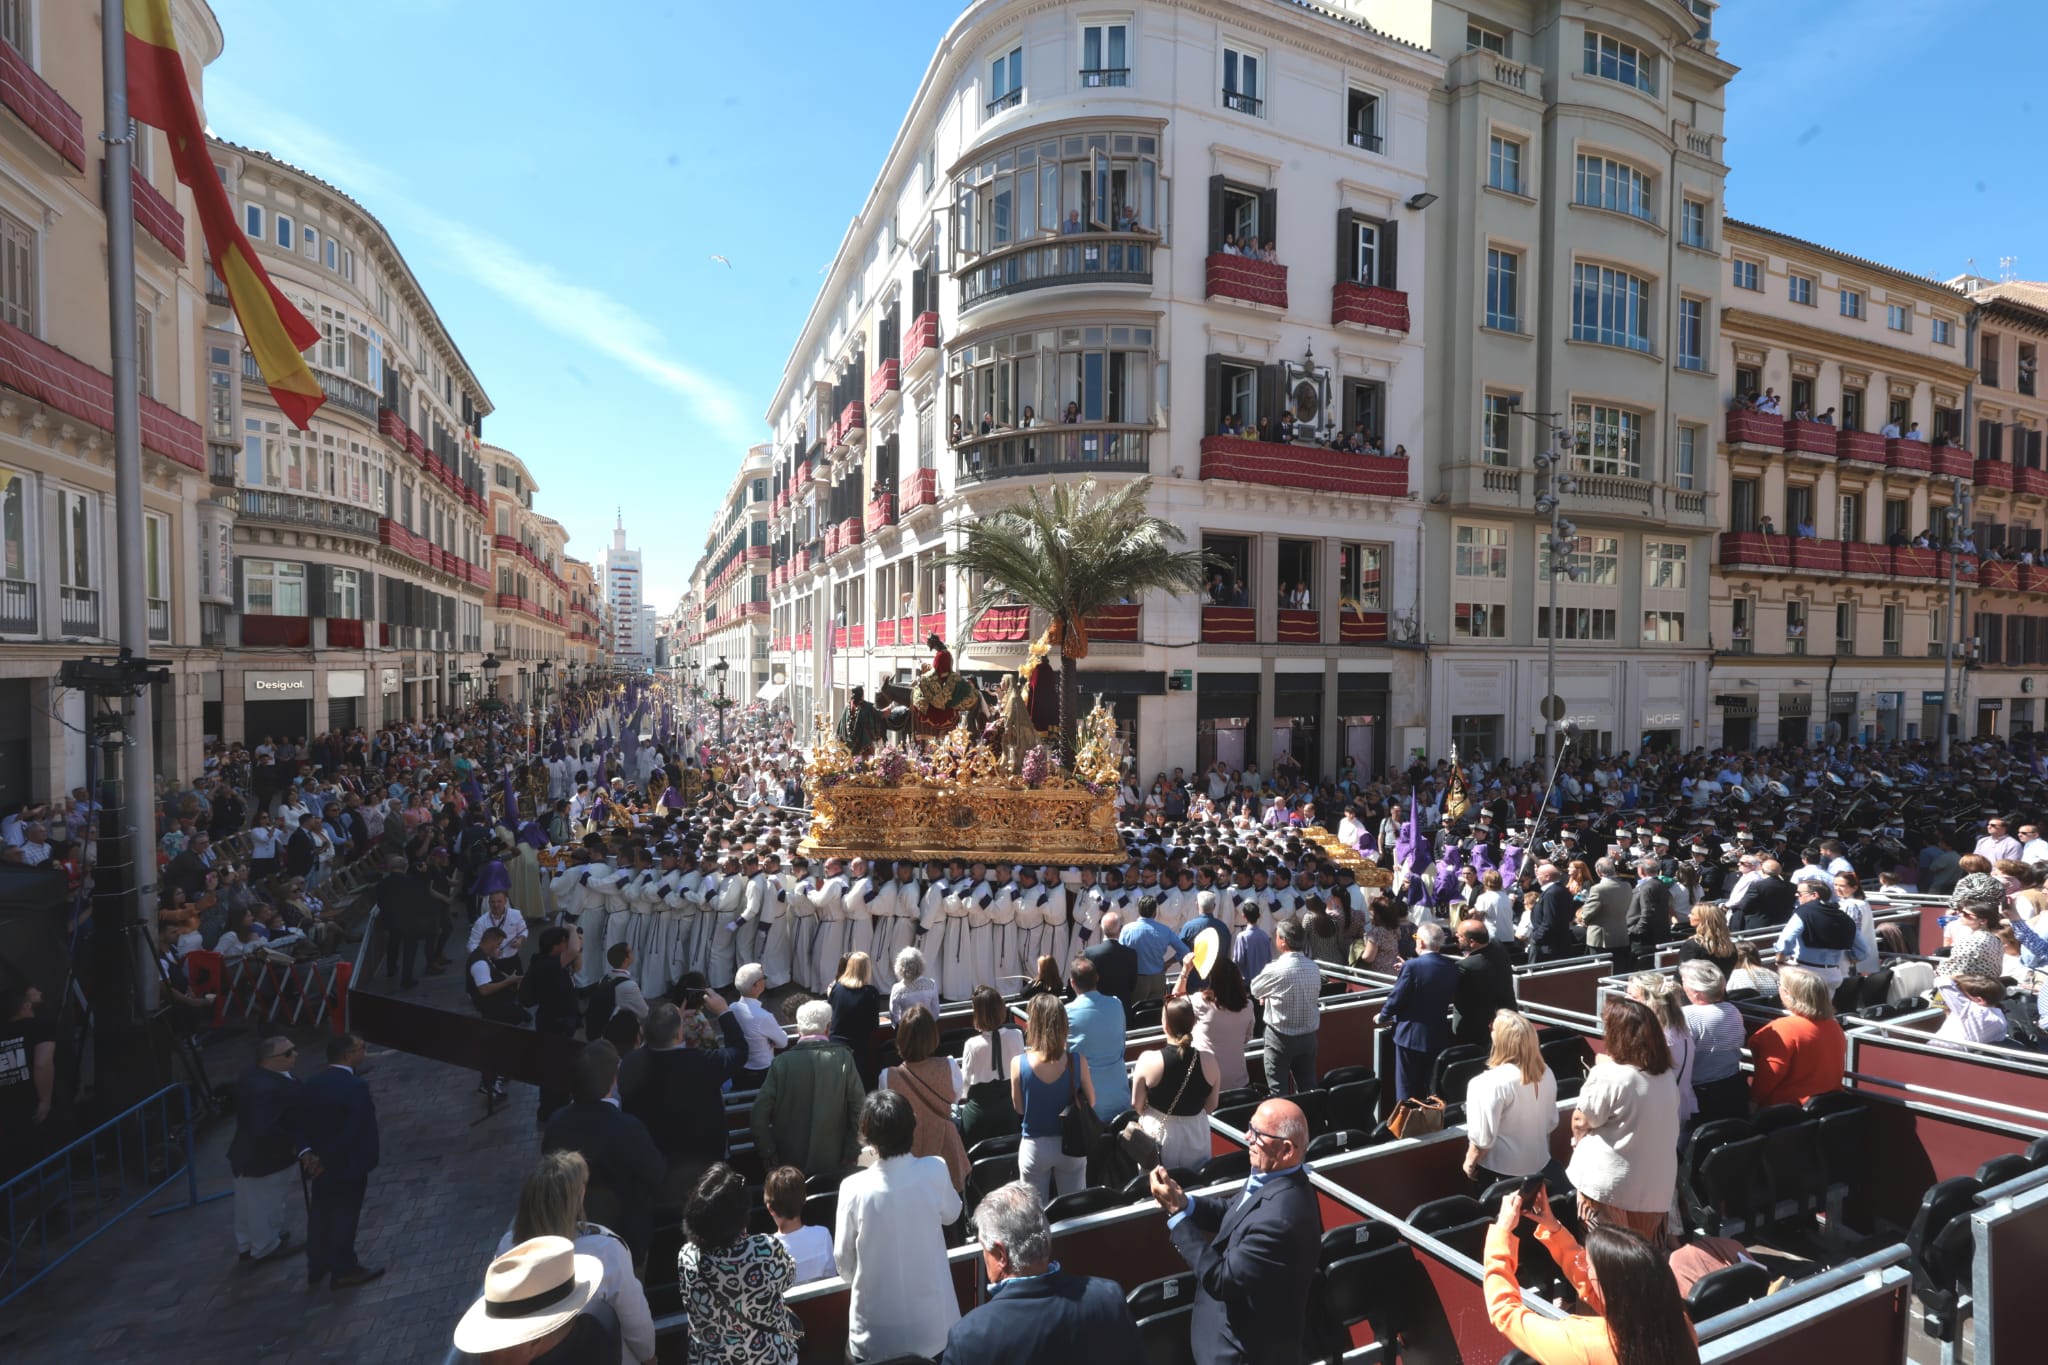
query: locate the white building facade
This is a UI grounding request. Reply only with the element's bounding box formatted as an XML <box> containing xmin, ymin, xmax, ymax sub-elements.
<box><xmin>758</xmin><ymin>0</ymin><xmax>1441</xmax><ymax>779</ymax></box>
<box><xmin>598</xmin><ymin>516</ymin><xmax>649</xmax><ymax>669</ymax></box>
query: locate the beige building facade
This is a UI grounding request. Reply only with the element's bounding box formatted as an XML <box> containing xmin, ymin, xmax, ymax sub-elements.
<box><xmin>693</xmin><ymin>444</ymin><xmax>772</xmax><ymax>701</ymax></box>
<box><xmin>483</xmin><ymin>443</ymin><xmax>570</xmax><ymax>700</ymax></box>
<box><xmin>1709</xmin><ymin>221</ymin><xmax>1974</xmax><ymax>748</ymax></box>
<box><xmin>1365</xmin><ymin>0</ymin><xmax>1734</xmax><ymax>762</ymax></box>
<box><xmin>0</xmin><ymin>0</ymin><xmax>222</xmax><ymax>797</ymax></box>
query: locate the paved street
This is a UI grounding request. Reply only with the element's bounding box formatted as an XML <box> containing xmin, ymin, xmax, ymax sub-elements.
<box><xmin>3</xmin><ymin>966</ymin><xmax>540</xmax><ymax>1365</ymax></box>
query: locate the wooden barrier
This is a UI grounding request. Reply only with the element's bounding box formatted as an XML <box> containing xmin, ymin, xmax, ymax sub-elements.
<box><xmin>349</xmin><ymin>988</ymin><xmax>583</xmax><ymax>1092</ymax></box>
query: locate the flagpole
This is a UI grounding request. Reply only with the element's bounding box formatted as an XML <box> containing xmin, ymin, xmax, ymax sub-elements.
<box><xmin>100</xmin><ymin>0</ymin><xmax>165</xmax><ymax>1086</ymax></box>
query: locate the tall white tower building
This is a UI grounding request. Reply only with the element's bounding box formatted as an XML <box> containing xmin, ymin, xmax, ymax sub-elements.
<box><xmin>598</xmin><ymin>513</ymin><xmax>649</xmax><ymax>668</ymax></box>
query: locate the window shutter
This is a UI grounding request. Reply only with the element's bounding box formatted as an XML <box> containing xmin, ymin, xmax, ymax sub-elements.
<box><xmin>1204</xmin><ymin>354</ymin><xmax>1223</xmax><ymax>432</ymax></box>
<box><xmin>1379</xmin><ymin>219</ymin><xmax>1400</xmax><ymax>291</ymax></box>
<box><xmin>305</xmin><ymin>563</ymin><xmax>329</xmax><ymax>617</ymax></box>
<box><xmin>1256</xmin><ymin>188</ymin><xmax>1277</xmax><ymax>252</ymax></box>
<box><xmin>1257</xmin><ymin>364</ymin><xmax>1281</xmax><ymax>430</ymax></box>
<box><xmin>1336</xmin><ymin>209</ymin><xmax>1356</xmax><ymax>283</ymax></box>
<box><xmin>233</xmin><ymin>556</ymin><xmax>246</xmax><ymax>612</ymax></box>
<box><xmin>1208</xmin><ymin>175</ymin><xmax>1226</xmax><ymax>254</ymax></box>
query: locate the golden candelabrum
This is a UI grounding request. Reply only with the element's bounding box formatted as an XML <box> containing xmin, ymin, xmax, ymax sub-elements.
<box><xmin>800</xmin><ymin>699</ymin><xmax>1126</xmax><ymax>865</ymax></box>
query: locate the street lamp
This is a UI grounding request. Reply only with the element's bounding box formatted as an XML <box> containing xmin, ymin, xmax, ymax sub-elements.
<box><xmin>536</xmin><ymin>659</ymin><xmax>554</xmax><ymax>757</ymax></box>
<box><xmin>712</xmin><ymin>655</ymin><xmax>731</xmax><ymax>748</ymax></box>
<box><xmin>1937</xmin><ymin>477</ymin><xmax>1974</xmax><ymax>763</ymax></box>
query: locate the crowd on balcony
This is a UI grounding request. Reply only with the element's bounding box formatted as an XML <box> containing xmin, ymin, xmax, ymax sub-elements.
<box><xmin>1218</xmin><ymin>234</ymin><xmax>1278</xmax><ymax>262</ymax></box>
<box><xmin>1214</xmin><ymin>408</ymin><xmax>1402</xmax><ymax>460</ymax></box>
<box><xmin>1733</xmin><ymin>387</ymin><xmax>1932</xmax><ymax>443</ymax></box>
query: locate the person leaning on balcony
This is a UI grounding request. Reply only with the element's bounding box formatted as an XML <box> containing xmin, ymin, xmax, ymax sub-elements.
<box><xmin>1881</xmin><ymin>418</ymin><xmax>1902</xmax><ymax>438</ymax></box>
<box><xmin>1816</xmin><ymin>407</ymin><xmax>1836</xmax><ymax>426</ymax></box>
<box><xmin>1794</xmin><ymin>518</ymin><xmax>1816</xmax><ymax>540</ymax></box>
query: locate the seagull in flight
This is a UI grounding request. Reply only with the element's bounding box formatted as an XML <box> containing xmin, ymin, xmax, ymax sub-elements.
<box><xmin>710</xmin><ymin>254</ymin><xmax>732</xmax><ymax>268</ymax></box>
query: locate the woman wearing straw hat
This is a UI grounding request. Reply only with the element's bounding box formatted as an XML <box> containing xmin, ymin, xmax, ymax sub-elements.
<box><xmin>452</xmin><ymin>1235</ymin><xmax>615</xmax><ymax>1363</ymax></box>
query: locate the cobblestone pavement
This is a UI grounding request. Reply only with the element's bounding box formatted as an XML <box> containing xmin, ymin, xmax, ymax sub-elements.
<box><xmin>3</xmin><ymin>962</ymin><xmax>541</xmax><ymax>1365</ymax></box>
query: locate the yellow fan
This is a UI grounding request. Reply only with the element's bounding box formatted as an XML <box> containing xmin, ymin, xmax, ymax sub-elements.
<box><xmin>1189</xmin><ymin>925</ymin><xmax>1222</xmax><ymax>980</ymax></box>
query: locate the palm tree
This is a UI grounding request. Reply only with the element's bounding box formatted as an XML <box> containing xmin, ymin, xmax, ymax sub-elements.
<box><xmin>942</xmin><ymin>477</ymin><xmax>1215</xmax><ymax>756</ymax></box>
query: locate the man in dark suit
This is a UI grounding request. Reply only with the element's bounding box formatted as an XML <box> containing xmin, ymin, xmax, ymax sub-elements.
<box><xmin>542</xmin><ymin>1041</ymin><xmax>666</xmax><ymax>1271</ymax></box>
<box><xmin>522</xmin><ymin>925</ymin><xmax>584</xmax><ymax>1120</ymax></box>
<box><xmin>301</xmin><ymin>1031</ymin><xmax>382</xmax><ymax>1289</ymax></box>
<box><xmin>1148</xmin><ymin>1098</ymin><xmax>1320</xmax><ymax>1365</ymax></box>
<box><xmin>163</xmin><ymin>833</ymin><xmax>214</xmax><ymax>903</ymax></box>
<box><xmin>1083</xmin><ymin>909</ymin><xmax>1140</xmax><ymax>1008</ymax></box>
<box><xmin>1381</xmin><ymin>923</ymin><xmax>1462</xmax><ymax>1102</ymax></box>
<box><xmin>941</xmin><ymin>1180</ymin><xmax>1141</xmax><ymax>1365</ymax></box>
<box><xmin>1451</xmin><ymin>916</ymin><xmax>1516</xmax><ymax>1048</ymax></box>
<box><xmin>1626</xmin><ymin>857</ymin><xmax>1675</xmax><ymax>966</ymax></box>
<box><xmin>284</xmin><ymin>812</ymin><xmax>322</xmax><ymax>880</ymax></box>
<box><xmin>1526</xmin><ymin>863</ymin><xmax>1579</xmax><ymax>963</ymax></box>
<box><xmin>228</xmin><ymin>1034</ymin><xmax>309</xmax><ymax>1263</ymax></box>
<box><xmin>1728</xmin><ymin>858</ymin><xmax>1795</xmax><ymax>932</ymax></box>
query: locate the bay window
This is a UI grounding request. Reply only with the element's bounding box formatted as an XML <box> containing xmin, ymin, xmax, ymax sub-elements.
<box><xmin>0</xmin><ymin>469</ymin><xmax>33</xmax><ymax>632</ymax></box>
<box><xmin>955</xmin><ymin>130</ymin><xmax>1162</xmax><ymax>259</ymax></box>
<box><xmin>1571</xmin><ymin>402</ymin><xmax>1645</xmax><ymax>478</ymax></box>
<box><xmin>1570</xmin><ymin>263</ymin><xmax>1653</xmax><ymax>353</ymax></box>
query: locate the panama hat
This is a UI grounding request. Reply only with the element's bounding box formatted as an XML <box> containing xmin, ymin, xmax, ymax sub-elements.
<box><xmin>452</xmin><ymin>1236</ymin><xmax>603</xmax><ymax>1356</ymax></box>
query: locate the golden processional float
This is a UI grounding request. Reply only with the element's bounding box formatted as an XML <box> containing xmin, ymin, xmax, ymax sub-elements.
<box><xmin>799</xmin><ymin>692</ymin><xmax>1127</xmax><ymax>867</ymax></box>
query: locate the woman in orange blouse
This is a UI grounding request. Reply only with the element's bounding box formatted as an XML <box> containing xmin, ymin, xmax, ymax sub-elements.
<box><xmin>1747</xmin><ymin>966</ymin><xmax>1847</xmax><ymax>1109</ymax></box>
<box><xmin>1484</xmin><ymin>1188</ymin><xmax>1699</xmax><ymax>1365</ymax></box>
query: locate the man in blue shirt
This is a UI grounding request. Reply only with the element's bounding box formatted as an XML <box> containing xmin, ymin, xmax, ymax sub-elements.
<box><xmin>1178</xmin><ymin>891</ymin><xmax>1231</xmax><ymax>993</ymax></box>
<box><xmin>1064</xmin><ymin>958</ymin><xmax>1128</xmax><ymax>1121</ymax></box>
<box><xmin>1119</xmin><ymin>896</ymin><xmax>1183</xmax><ymax>1003</ymax></box>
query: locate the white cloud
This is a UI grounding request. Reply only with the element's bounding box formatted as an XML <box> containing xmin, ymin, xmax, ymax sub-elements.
<box><xmin>204</xmin><ymin>78</ymin><xmax>757</xmax><ymax>447</ymax></box>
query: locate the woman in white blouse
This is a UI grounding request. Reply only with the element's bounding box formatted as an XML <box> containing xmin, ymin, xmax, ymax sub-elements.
<box><xmin>1566</xmin><ymin>997</ymin><xmax>1681</xmax><ymax>1247</ymax></box>
<box><xmin>1462</xmin><ymin>1011</ymin><xmax>1561</xmax><ymax>1185</ymax></box>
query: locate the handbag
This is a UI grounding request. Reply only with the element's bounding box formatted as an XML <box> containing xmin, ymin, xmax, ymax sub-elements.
<box><xmin>1059</xmin><ymin>1050</ymin><xmax>1104</xmax><ymax>1158</ymax></box>
<box><xmin>1387</xmin><ymin>1095</ymin><xmax>1446</xmax><ymax>1140</ymax></box>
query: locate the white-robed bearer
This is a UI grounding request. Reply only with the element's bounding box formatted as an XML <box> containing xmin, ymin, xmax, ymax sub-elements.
<box><xmin>937</xmin><ymin>860</ymin><xmax>978</xmax><ymax>1003</ymax></box>
<box><xmin>706</xmin><ymin>852</ymin><xmax>750</xmax><ymax>989</ymax></box>
<box><xmin>583</xmin><ymin>851</ymin><xmax>633</xmax><ymax>989</ymax></box>
<box><xmin>1012</xmin><ymin>866</ymin><xmax>1049</xmax><ymax>983</ymax></box>
<box><xmin>1041</xmin><ymin>865</ymin><xmax>1074</xmax><ymax>967</ymax></box>
<box><xmin>749</xmin><ymin>851</ymin><xmax>797</xmax><ymax>990</ymax></box>
<box><xmin>845</xmin><ymin>858</ymin><xmax>885</xmax><ymax>981</ymax></box>
<box><xmin>914</xmin><ymin>858</ymin><xmax>950</xmax><ymax>991</ymax></box>
<box><xmin>877</xmin><ymin>861</ymin><xmax>921</xmax><ymax>967</ymax></box>
<box><xmin>805</xmin><ymin>857</ymin><xmax>854</xmax><ymax>989</ymax></box>
<box><xmin>1070</xmin><ymin>868</ymin><xmax>1105</xmax><ymax>956</ymax></box>
<box><xmin>639</xmin><ymin>843</ymin><xmax>686</xmax><ymax>999</ymax></box>
<box><xmin>787</xmin><ymin>855</ymin><xmax>820</xmax><ymax>993</ymax></box>
<box><xmin>681</xmin><ymin>852</ymin><xmax>722</xmax><ymax>980</ymax></box>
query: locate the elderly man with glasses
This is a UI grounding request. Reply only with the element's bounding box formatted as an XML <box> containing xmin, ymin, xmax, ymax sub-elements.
<box><xmin>938</xmin><ymin>1181</ymin><xmax>1141</xmax><ymax>1364</ymax></box>
<box><xmin>1147</xmin><ymin>1097</ymin><xmax>1320</xmax><ymax>1365</ymax></box>
<box><xmin>228</xmin><ymin>1034</ymin><xmax>315</xmax><ymax>1264</ymax></box>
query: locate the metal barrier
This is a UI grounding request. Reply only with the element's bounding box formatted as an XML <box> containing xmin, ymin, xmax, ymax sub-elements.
<box><xmin>0</xmin><ymin>1083</ymin><xmax>225</xmax><ymax>1307</ymax></box>
<box><xmin>182</xmin><ymin>949</ymin><xmax>353</xmax><ymax>1035</ymax></box>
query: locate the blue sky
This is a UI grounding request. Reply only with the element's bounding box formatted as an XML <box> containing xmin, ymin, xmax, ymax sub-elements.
<box><xmin>203</xmin><ymin>0</ymin><xmax>2042</xmax><ymax>606</ymax></box>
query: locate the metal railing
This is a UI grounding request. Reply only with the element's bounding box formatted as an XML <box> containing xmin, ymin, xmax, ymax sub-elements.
<box><xmin>317</xmin><ymin>372</ymin><xmax>380</xmax><ymax>422</ymax></box>
<box><xmin>955</xmin><ymin>426</ymin><xmax>1151</xmax><ymax>482</ymax></box>
<box><xmin>1223</xmin><ymin>88</ymin><xmax>1262</xmax><ymax>114</ymax></box>
<box><xmin>957</xmin><ymin>231</ymin><xmax>1153</xmax><ymax>307</ymax></box>
<box><xmin>147</xmin><ymin>597</ymin><xmax>169</xmax><ymax>641</ymax></box>
<box><xmin>0</xmin><ymin>1084</ymin><xmax>225</xmax><ymax>1307</ymax></box>
<box><xmin>985</xmin><ymin>88</ymin><xmax>1022</xmax><ymax>114</ymax></box>
<box><xmin>1078</xmin><ymin>66</ymin><xmax>1129</xmax><ymax>87</ymax></box>
<box><xmin>58</xmin><ymin>585</ymin><xmax>98</xmax><ymax>636</ymax></box>
<box><xmin>0</xmin><ymin>576</ymin><xmax>35</xmax><ymax>634</ymax></box>
<box><xmin>237</xmin><ymin>488</ymin><xmax>381</xmax><ymax>537</ymax></box>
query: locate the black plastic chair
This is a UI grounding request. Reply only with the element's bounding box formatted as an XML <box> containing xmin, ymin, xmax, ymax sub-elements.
<box><xmin>642</xmin><ymin>1216</ymin><xmax>686</xmax><ymax>1314</ymax></box>
<box><xmin>1320</xmin><ymin>1064</ymin><xmax>1374</xmax><ymax>1089</ymax></box>
<box><xmin>1435</xmin><ymin>1053</ymin><xmax>1490</xmax><ymax>1107</ymax></box>
<box><xmin>1539</xmin><ymin>1036</ymin><xmax>1595</xmax><ymax>1098</ymax></box>
<box><xmin>1305</xmin><ymin>1128</ymin><xmax>1372</xmax><ymax>1160</ymax></box>
<box><xmin>1758</xmin><ymin>1118</ymin><xmax>1826</xmax><ymax>1224</ymax></box>
<box><xmin>1801</xmin><ymin>1090</ymin><xmax>1862</xmax><ymax>1120</ymax></box>
<box><xmin>805</xmin><ymin>1165</ymin><xmax>861</xmax><ymax>1194</ymax></box>
<box><xmin>1977</xmin><ymin>1153</ymin><xmax>2035</xmax><ymax>1190</ymax></box>
<box><xmin>967</xmin><ymin>1133</ymin><xmax>1022</xmax><ymax>1163</ymax></box>
<box><xmin>1749</xmin><ymin>1102</ymin><xmax>1805</xmax><ymax>1134</ymax></box>
<box><xmin>1427</xmin><ymin>1043</ymin><xmax>1486</xmax><ymax>1101</ymax></box>
<box><xmin>1409</xmin><ymin>1194</ymin><xmax>1487</xmax><ymax>1233</ymax></box>
<box><xmin>1213</xmin><ymin>1100</ymin><xmax>1260</xmax><ymax>1135</ymax></box>
<box><xmin>1685</xmin><ymin>1126</ymin><xmax>1770</xmax><ymax>1237</ymax></box>
<box><xmin>938</xmin><ymin>1027</ymin><xmax>974</xmax><ymax>1058</ymax></box>
<box><xmin>1126</xmin><ymin>1271</ymin><xmax>1197</xmax><ymax>1318</ymax></box>
<box><xmin>1215</xmin><ymin>1085</ymin><xmax>1263</xmax><ymax>1110</ymax></box>
<box><xmin>1318</xmin><ymin>1218</ymin><xmax>1403</xmax><ymax>1268</ymax></box>
<box><xmin>968</xmin><ymin>1153</ymin><xmax>1020</xmax><ymax>1204</ymax></box>
<box><xmin>803</xmin><ymin>1188</ymin><xmax>840</xmax><ymax>1234</ymax></box>
<box><xmin>1129</xmin><ymin>998</ymin><xmax>1165</xmax><ymax>1030</ymax></box>
<box><xmin>1293</xmin><ymin>1087</ymin><xmax>1333</xmax><ymax>1136</ymax></box>
<box><xmin>1685</xmin><ymin>1261</ymin><xmax>1771</xmax><ymax>1322</ymax></box>
<box><xmin>1906</xmin><ymin>1173</ymin><xmax>1985</xmax><ymax>1335</ymax></box>
<box><xmin>1047</xmin><ymin>1185</ymin><xmax>1128</xmax><ymax>1224</ymax></box>
<box><xmin>1196</xmin><ymin>1149</ymin><xmax>1251</xmax><ymax>1185</ymax></box>
<box><xmin>1318</xmin><ymin>1241</ymin><xmax>1417</xmax><ymax>1357</ymax></box>
<box><xmin>1134</xmin><ymin>1307</ymin><xmax>1196</xmax><ymax>1365</ymax></box>
<box><xmin>1326</xmin><ymin>1078</ymin><xmax>1382</xmax><ymax>1133</ymax></box>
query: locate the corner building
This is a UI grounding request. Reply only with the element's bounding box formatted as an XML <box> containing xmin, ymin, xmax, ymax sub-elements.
<box><xmin>761</xmin><ymin>0</ymin><xmax>1440</xmax><ymax>779</ymax></box>
<box><xmin>208</xmin><ymin>141</ymin><xmax>493</xmax><ymax>740</ymax></box>
<box><xmin>1366</xmin><ymin>1</ymin><xmax>1735</xmax><ymax>761</ymax></box>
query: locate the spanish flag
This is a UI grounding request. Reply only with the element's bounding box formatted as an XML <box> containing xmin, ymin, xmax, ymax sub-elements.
<box><xmin>123</xmin><ymin>0</ymin><xmax>324</xmax><ymax>429</ymax></box>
